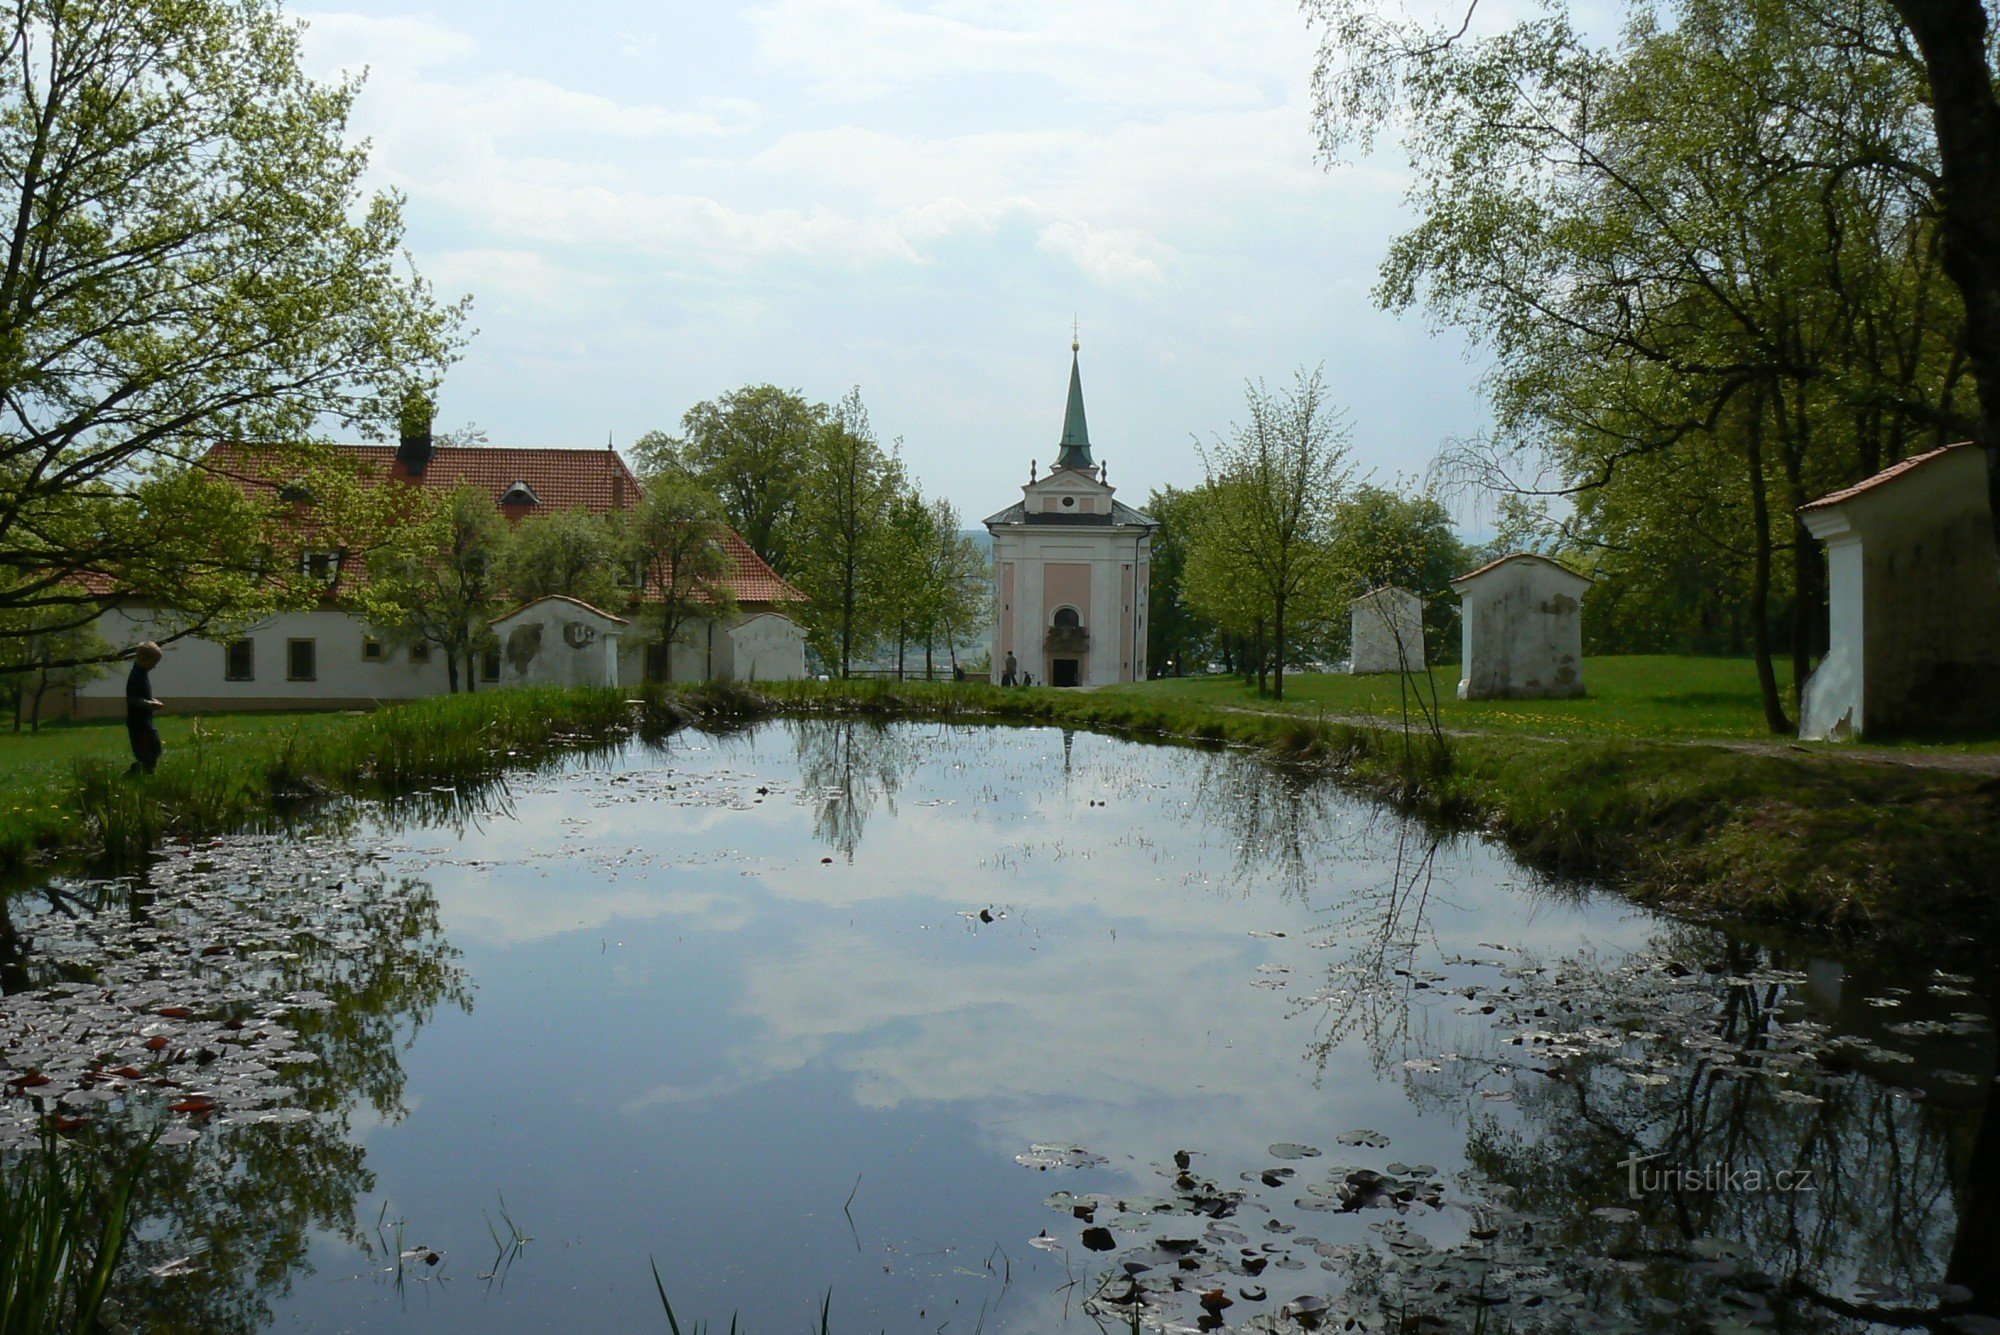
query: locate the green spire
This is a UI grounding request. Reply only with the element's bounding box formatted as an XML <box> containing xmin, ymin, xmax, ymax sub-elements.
<box><xmin>1055</xmin><ymin>342</ymin><xmax>1092</xmax><ymax>470</ymax></box>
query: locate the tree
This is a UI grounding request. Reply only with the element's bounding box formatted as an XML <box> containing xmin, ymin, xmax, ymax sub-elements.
<box><xmin>1878</xmin><ymin>0</ymin><xmax>2000</xmax><ymax>484</ymax></box>
<box><xmin>916</xmin><ymin>497</ymin><xmax>989</xmax><ymax>677</ymax></box>
<box><xmin>626</xmin><ymin>470</ymin><xmax>736</xmax><ymax>682</ymax></box>
<box><xmin>1184</xmin><ymin>369</ymin><xmax>1355</xmax><ymax>700</ymax></box>
<box><xmin>872</xmin><ymin>492</ymin><xmax>988</xmax><ymax>679</ymax></box>
<box><xmin>357</xmin><ymin>485</ymin><xmax>507</xmax><ymax>693</ymax></box>
<box><xmin>791</xmin><ymin>389</ymin><xmax>903</xmax><ymax>676</ymax></box>
<box><xmin>1144</xmin><ymin>485</ymin><xmax>1223</xmax><ymax>677</ymax></box>
<box><xmin>635</xmin><ymin>385</ymin><xmax>826</xmax><ymax>574</ymax></box>
<box><xmin>0</xmin><ymin>0</ymin><xmax>466</xmax><ymax>666</ymax></box>
<box><xmin>503</xmin><ymin>508</ymin><xmax>621</xmax><ymax>609</ymax></box>
<box><xmin>0</xmin><ymin>616</ymin><xmax>108</xmax><ymax>730</ymax></box>
<box><xmin>1325</xmin><ymin>485</ymin><xmax>1466</xmax><ymax>660</ymax></box>
<box><xmin>1307</xmin><ymin>0</ymin><xmax>1974</xmax><ymax>732</ymax></box>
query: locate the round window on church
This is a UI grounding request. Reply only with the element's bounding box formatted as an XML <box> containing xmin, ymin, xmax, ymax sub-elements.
<box><xmin>1053</xmin><ymin>607</ymin><xmax>1080</xmax><ymax>629</ymax></box>
<box><xmin>1061</xmin><ymin>496</ymin><xmax>1075</xmax><ymax>508</ymax></box>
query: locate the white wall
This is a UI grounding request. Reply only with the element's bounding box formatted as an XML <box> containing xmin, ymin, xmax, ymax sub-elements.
<box><xmin>75</xmin><ymin>606</ymin><xmax>452</xmax><ymax>714</ymax></box>
<box><xmin>1455</xmin><ymin>562</ymin><xmax>1589</xmax><ymax>700</ymax></box>
<box><xmin>1350</xmin><ymin>588</ymin><xmax>1426</xmax><ymax>675</ymax></box>
<box><xmin>986</xmin><ymin>526</ymin><xmax>1150</xmax><ymax>686</ymax></box>
<box><xmin>722</xmin><ymin>614</ymin><xmax>807</xmax><ymax>682</ymax></box>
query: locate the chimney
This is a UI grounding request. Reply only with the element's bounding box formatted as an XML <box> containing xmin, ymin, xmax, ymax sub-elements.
<box><xmin>396</xmin><ymin>388</ymin><xmax>435</xmax><ymax>477</ymax></box>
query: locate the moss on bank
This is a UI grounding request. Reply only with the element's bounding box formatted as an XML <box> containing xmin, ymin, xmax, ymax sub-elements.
<box><xmin>5</xmin><ymin>679</ymin><xmax>1996</xmax><ymax>957</ymax></box>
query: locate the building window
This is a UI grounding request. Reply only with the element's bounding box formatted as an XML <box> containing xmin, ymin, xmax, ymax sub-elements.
<box><xmin>1053</xmin><ymin>607</ymin><xmax>1081</xmax><ymax>629</ymax></box>
<box><xmin>1061</xmin><ymin>495</ymin><xmax>1076</xmax><ymax>509</ymax></box>
<box><xmin>481</xmin><ymin>648</ymin><xmax>501</xmax><ymax>682</ymax></box>
<box><xmin>224</xmin><ymin>640</ymin><xmax>254</xmax><ymax>682</ymax></box>
<box><xmin>286</xmin><ymin>638</ymin><xmax>316</xmax><ymax>681</ymax></box>
<box><xmin>361</xmin><ymin>636</ymin><xmax>384</xmax><ymax>662</ymax></box>
<box><xmin>300</xmin><ymin>549</ymin><xmax>342</xmax><ymax>584</ymax></box>
<box><xmin>409</xmin><ymin>642</ymin><xmax>431</xmax><ymax>665</ymax></box>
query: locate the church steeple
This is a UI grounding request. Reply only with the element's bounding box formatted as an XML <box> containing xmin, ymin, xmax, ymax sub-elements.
<box><xmin>1054</xmin><ymin>338</ymin><xmax>1093</xmax><ymax>471</ymax></box>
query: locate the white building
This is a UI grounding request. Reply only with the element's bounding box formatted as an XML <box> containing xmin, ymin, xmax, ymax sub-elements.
<box><xmin>70</xmin><ymin>437</ymin><xmax>805</xmax><ymax>717</ymax></box>
<box><xmin>1349</xmin><ymin>586</ymin><xmax>1426</xmax><ymax>675</ymax></box>
<box><xmin>1450</xmin><ymin>553</ymin><xmax>1592</xmax><ymax>700</ymax></box>
<box><xmin>983</xmin><ymin>344</ymin><xmax>1155</xmax><ymax>687</ymax></box>
<box><xmin>1797</xmin><ymin>442</ymin><xmax>2000</xmax><ymax>740</ymax></box>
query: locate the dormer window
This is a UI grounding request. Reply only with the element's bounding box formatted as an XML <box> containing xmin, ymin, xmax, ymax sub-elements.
<box><xmin>501</xmin><ymin>481</ymin><xmax>541</xmax><ymax>506</ymax></box>
<box><xmin>277</xmin><ymin>482</ymin><xmax>317</xmax><ymax>504</ymax></box>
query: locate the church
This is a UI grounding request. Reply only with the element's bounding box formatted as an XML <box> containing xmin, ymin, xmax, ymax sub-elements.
<box><xmin>983</xmin><ymin>343</ymin><xmax>1156</xmax><ymax>686</ymax></box>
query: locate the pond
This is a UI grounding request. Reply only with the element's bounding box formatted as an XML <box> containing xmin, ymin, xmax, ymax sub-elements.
<box><xmin>2</xmin><ymin>720</ymin><xmax>1997</xmax><ymax>1332</ymax></box>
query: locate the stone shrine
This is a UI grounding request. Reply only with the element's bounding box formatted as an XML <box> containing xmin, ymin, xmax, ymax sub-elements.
<box><xmin>1451</xmin><ymin>553</ymin><xmax>1592</xmax><ymax>699</ymax></box>
<box><xmin>1349</xmin><ymin>586</ymin><xmax>1426</xmax><ymax>674</ymax></box>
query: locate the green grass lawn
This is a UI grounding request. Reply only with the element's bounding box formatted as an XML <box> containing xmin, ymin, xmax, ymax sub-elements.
<box><xmin>0</xmin><ymin>711</ymin><xmax>358</xmax><ymax>788</ymax></box>
<box><xmin>1103</xmin><ymin>654</ymin><xmax>2000</xmax><ymax>750</ymax></box>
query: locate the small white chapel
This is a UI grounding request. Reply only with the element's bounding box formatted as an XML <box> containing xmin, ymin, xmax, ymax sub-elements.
<box><xmin>983</xmin><ymin>341</ymin><xmax>1156</xmax><ymax>687</ymax></box>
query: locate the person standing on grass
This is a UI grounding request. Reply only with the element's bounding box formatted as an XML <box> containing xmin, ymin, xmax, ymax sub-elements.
<box><xmin>126</xmin><ymin>642</ymin><xmax>164</xmax><ymax>775</ymax></box>
<box><xmin>1002</xmin><ymin>650</ymin><xmax>1018</xmax><ymax>686</ymax></box>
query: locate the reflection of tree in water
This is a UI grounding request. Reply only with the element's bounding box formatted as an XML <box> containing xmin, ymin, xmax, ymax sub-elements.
<box><xmin>787</xmin><ymin>718</ymin><xmax>918</xmax><ymax>861</ymax></box>
<box><xmin>1368</xmin><ymin>925</ymin><xmax>1994</xmax><ymax>1326</ymax></box>
<box><xmin>0</xmin><ymin>837</ymin><xmax>468</xmax><ymax>1334</ymax></box>
<box><xmin>1185</xmin><ymin>750</ymin><xmax>1352</xmax><ymax>902</ymax></box>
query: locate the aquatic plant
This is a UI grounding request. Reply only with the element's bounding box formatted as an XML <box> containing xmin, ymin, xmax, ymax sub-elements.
<box><xmin>0</xmin><ymin>1134</ymin><xmax>150</xmax><ymax>1335</ymax></box>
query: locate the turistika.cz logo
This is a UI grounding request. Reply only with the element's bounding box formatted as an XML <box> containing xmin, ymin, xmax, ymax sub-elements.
<box><xmin>1619</xmin><ymin>1153</ymin><xmax>1816</xmax><ymax>1200</ymax></box>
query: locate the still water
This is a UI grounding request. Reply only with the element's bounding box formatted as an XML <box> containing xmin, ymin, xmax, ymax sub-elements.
<box><xmin>3</xmin><ymin>721</ymin><xmax>1996</xmax><ymax>1332</ymax></box>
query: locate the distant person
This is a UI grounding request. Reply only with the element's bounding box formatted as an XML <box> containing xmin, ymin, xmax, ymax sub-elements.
<box><xmin>126</xmin><ymin>641</ymin><xmax>164</xmax><ymax>775</ymax></box>
<box><xmin>1002</xmin><ymin>650</ymin><xmax>1017</xmax><ymax>686</ymax></box>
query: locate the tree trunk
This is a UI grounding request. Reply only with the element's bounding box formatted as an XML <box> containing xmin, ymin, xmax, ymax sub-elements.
<box><xmin>1272</xmin><ymin>597</ymin><xmax>1288</xmax><ymax>701</ymax></box>
<box><xmin>1744</xmin><ymin>392</ymin><xmax>1792</xmax><ymax>735</ymax></box>
<box><xmin>446</xmin><ymin>651</ymin><xmax>460</xmax><ymax>693</ymax></box>
<box><xmin>1890</xmin><ymin>0</ymin><xmax>2000</xmax><ymax>514</ymax></box>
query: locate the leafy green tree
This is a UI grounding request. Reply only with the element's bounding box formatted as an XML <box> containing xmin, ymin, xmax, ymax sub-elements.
<box><xmin>503</xmin><ymin>508</ymin><xmax>622</xmax><ymax>610</ymax></box>
<box><xmin>1326</xmin><ymin>485</ymin><xmax>1466</xmax><ymax>660</ymax></box>
<box><xmin>0</xmin><ymin>618</ymin><xmax>109</xmax><ymax>730</ymax></box>
<box><xmin>1307</xmin><ymin>0</ymin><xmax>1973</xmax><ymax>732</ymax></box>
<box><xmin>634</xmin><ymin>385</ymin><xmax>826</xmax><ymax>574</ymax></box>
<box><xmin>0</xmin><ymin>0</ymin><xmax>466</xmax><ymax>664</ymax></box>
<box><xmin>626</xmin><ymin>470</ymin><xmax>737</xmax><ymax>682</ymax></box>
<box><xmin>357</xmin><ymin>485</ymin><xmax>507</xmax><ymax>693</ymax></box>
<box><xmin>917</xmin><ymin>497</ymin><xmax>989</xmax><ymax>677</ymax></box>
<box><xmin>1184</xmin><ymin>369</ymin><xmax>1355</xmax><ymax>700</ymax></box>
<box><xmin>1144</xmin><ymin>484</ymin><xmax>1222</xmax><ymax>677</ymax></box>
<box><xmin>791</xmin><ymin>389</ymin><xmax>904</xmax><ymax>676</ymax></box>
<box><xmin>871</xmin><ymin>492</ymin><xmax>987</xmax><ymax>679</ymax></box>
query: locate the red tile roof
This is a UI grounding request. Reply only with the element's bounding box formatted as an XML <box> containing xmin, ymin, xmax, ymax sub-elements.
<box><xmin>1797</xmin><ymin>442</ymin><xmax>1976</xmax><ymax>513</ymax></box>
<box><xmin>199</xmin><ymin>441</ymin><xmax>639</xmax><ymax>512</ymax></box>
<box><xmin>195</xmin><ymin>442</ymin><xmax>803</xmax><ymax>606</ymax></box>
<box><xmin>1450</xmin><ymin>551</ymin><xmax>1593</xmax><ymax>588</ymax></box>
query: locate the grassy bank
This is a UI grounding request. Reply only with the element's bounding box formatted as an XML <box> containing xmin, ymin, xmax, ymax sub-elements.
<box><xmin>0</xmin><ymin>690</ymin><xmax>639</xmax><ymax>870</ymax></box>
<box><xmin>1101</xmin><ymin>655</ymin><xmax>2000</xmax><ymax>750</ymax></box>
<box><xmin>5</xmin><ymin>678</ymin><xmax>1996</xmax><ymax>955</ymax></box>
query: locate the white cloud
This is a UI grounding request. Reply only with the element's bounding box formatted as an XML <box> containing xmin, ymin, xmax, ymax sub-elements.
<box><xmin>1035</xmin><ymin>220</ymin><xmax>1174</xmax><ymax>286</ymax></box>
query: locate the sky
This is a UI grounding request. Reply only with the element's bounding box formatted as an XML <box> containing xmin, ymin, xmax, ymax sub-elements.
<box><xmin>291</xmin><ymin>0</ymin><xmax>1510</xmax><ymax>525</ymax></box>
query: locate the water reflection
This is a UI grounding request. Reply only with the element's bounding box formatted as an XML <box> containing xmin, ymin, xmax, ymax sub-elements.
<box><xmin>0</xmin><ymin>838</ymin><xmax>468</xmax><ymax>1333</ymax></box>
<box><xmin>3</xmin><ymin>722</ymin><xmax>1996</xmax><ymax>1332</ymax></box>
<box><xmin>788</xmin><ymin>718</ymin><xmax>917</xmax><ymax>861</ymax></box>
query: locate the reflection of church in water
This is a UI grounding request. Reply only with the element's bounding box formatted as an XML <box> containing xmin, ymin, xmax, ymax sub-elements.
<box><xmin>983</xmin><ymin>341</ymin><xmax>1156</xmax><ymax>686</ymax></box>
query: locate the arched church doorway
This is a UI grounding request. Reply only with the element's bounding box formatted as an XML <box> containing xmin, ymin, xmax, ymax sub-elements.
<box><xmin>1049</xmin><ymin>607</ymin><xmax>1083</xmax><ymax>686</ymax></box>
